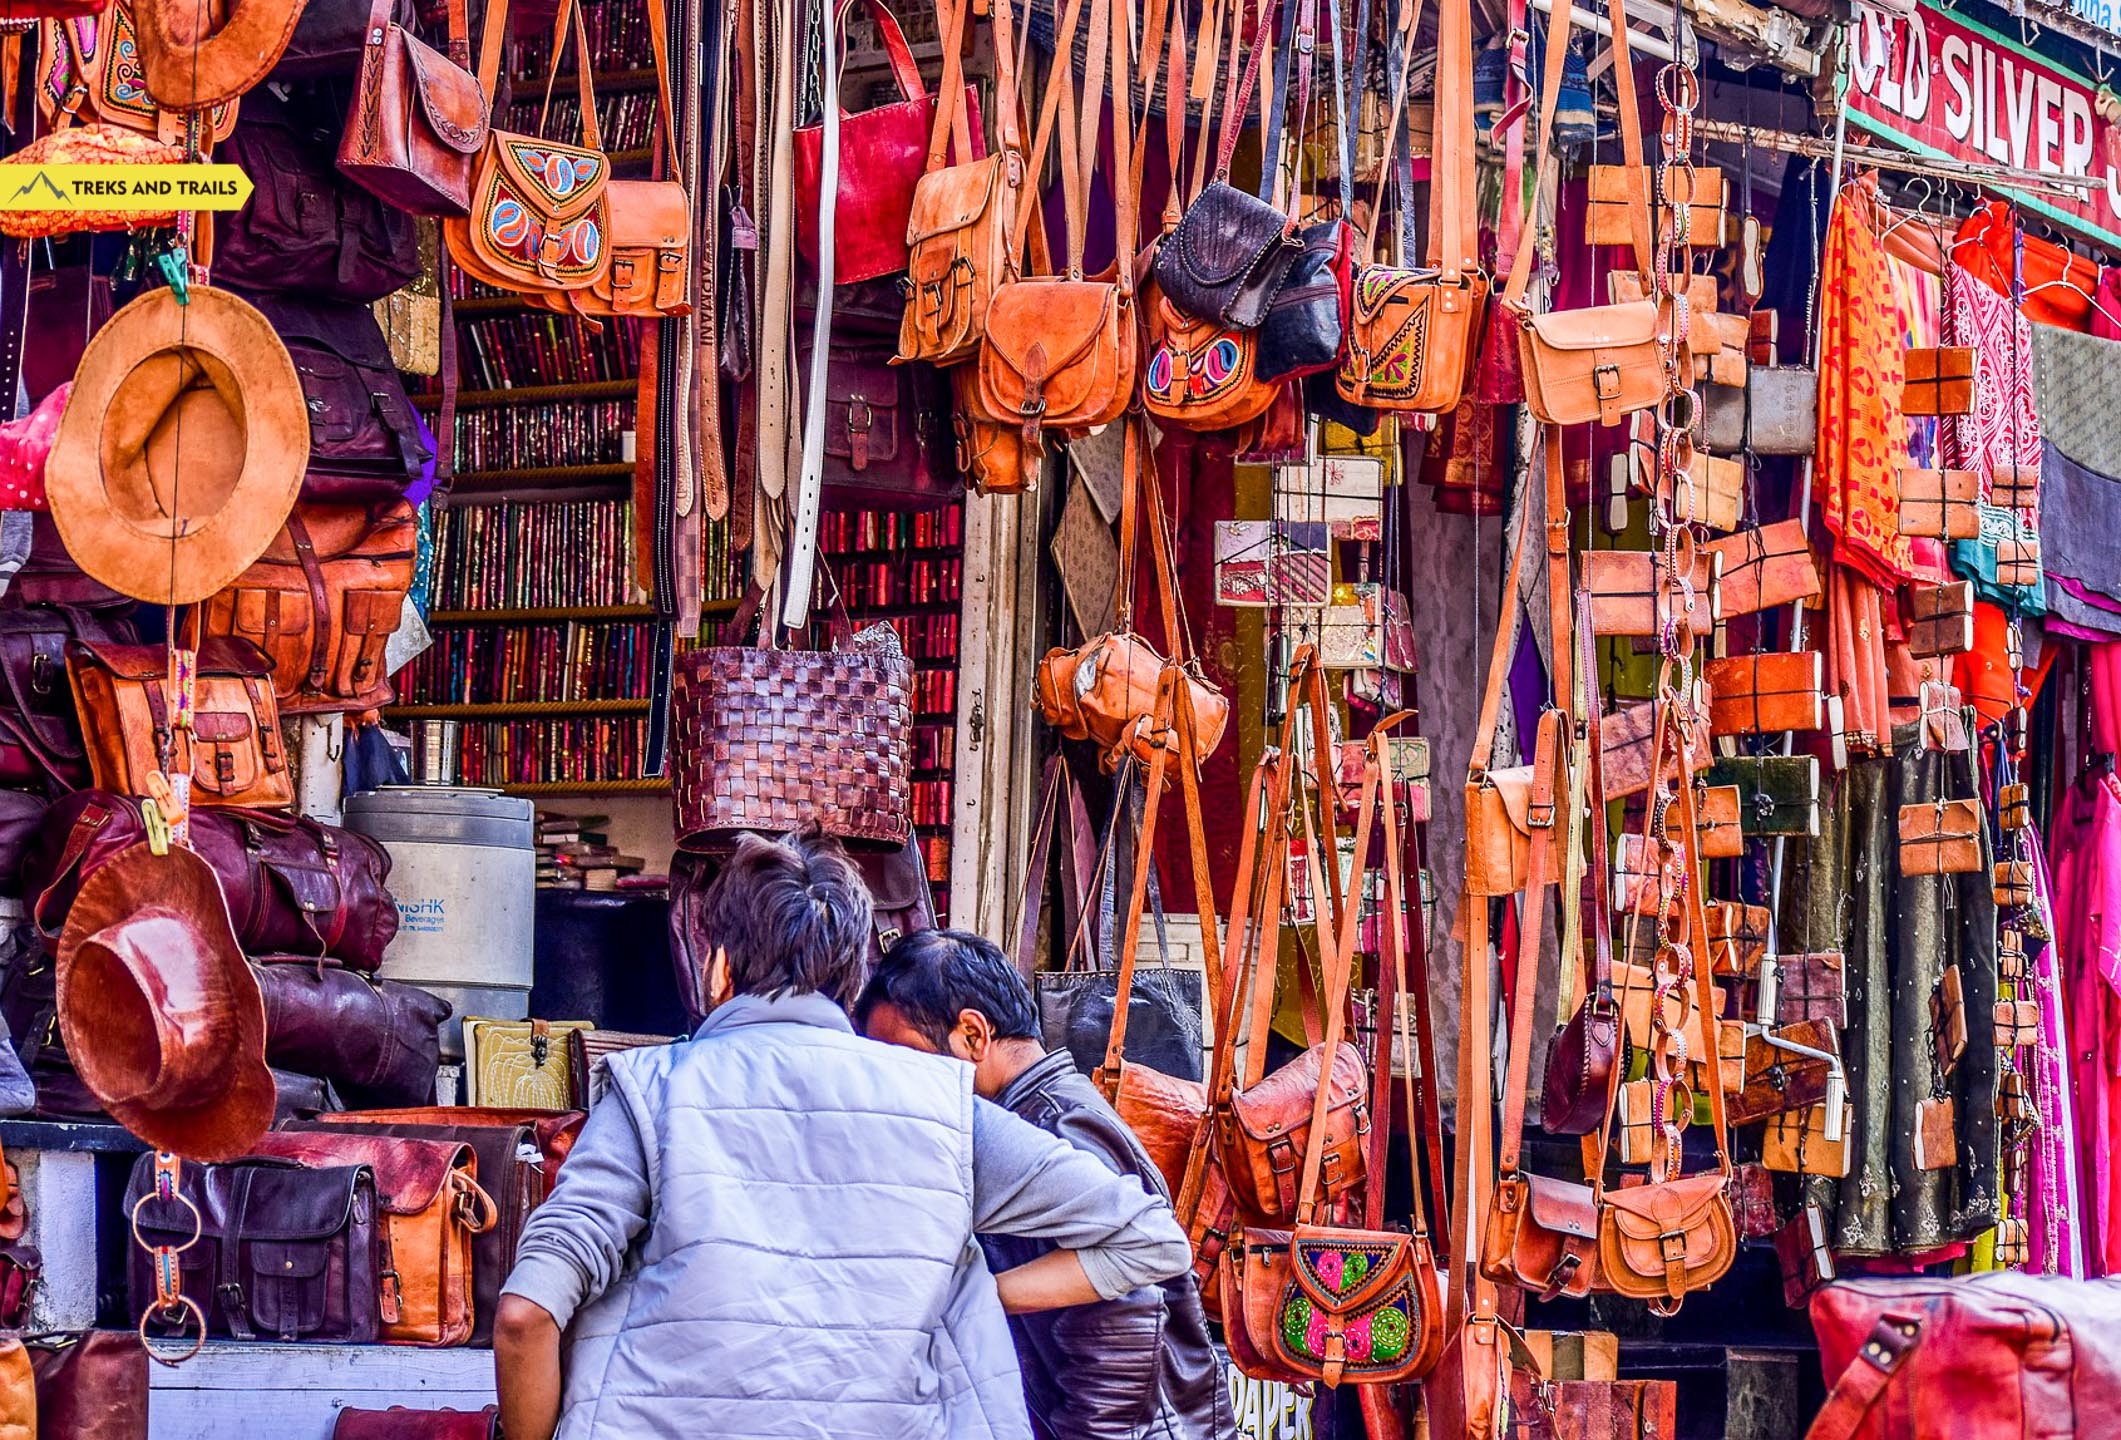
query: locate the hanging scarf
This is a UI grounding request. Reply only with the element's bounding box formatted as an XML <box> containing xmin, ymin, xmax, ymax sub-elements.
<box><xmin>1817</xmin><ymin>190</ymin><xmax>1920</xmax><ymax>589</ymax></box>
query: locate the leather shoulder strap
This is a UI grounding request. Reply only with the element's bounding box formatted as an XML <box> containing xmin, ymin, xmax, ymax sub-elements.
<box><xmin>1804</xmin><ymin>1313</ymin><xmax>1922</xmax><ymax>1440</ymax></box>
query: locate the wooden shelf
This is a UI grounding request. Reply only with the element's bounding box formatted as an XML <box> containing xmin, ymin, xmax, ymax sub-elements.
<box><xmin>451</xmin><ymin>293</ymin><xmax>534</xmax><ymax>315</ymax></box>
<box><xmin>451</xmin><ymin>463</ymin><xmax>634</xmax><ymax>493</ymax></box>
<box><xmin>384</xmin><ymin>699</ymin><xmax>651</xmax><ymax>719</ymax></box>
<box><xmin>415</xmin><ymin>379</ymin><xmax>635</xmax><ymax>410</ymax></box>
<box><xmin>501</xmin><ymin>778</ymin><xmax>673</xmax><ymax>797</ymax></box>
<box><xmin>839</xmin><ymin>599</ymin><xmax>962</xmax><ymax>616</ymax></box>
<box><xmin>427</xmin><ymin>605</ymin><xmax>657</xmax><ymax>623</ymax></box>
<box><xmin>522</xmin><ymin>66</ymin><xmax>665</xmax><ymax>90</ymax></box>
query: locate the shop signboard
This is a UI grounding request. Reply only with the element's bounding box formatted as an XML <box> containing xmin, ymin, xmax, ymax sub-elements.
<box><xmin>1224</xmin><ymin>1358</ymin><xmax>1315</xmax><ymax>1439</ymax></box>
<box><xmin>1846</xmin><ymin>0</ymin><xmax>2121</xmax><ymax>248</ymax></box>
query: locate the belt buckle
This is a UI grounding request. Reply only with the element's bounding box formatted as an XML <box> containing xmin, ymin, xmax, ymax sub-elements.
<box><xmin>1593</xmin><ymin>361</ymin><xmax>1623</xmax><ymax>401</ymax></box>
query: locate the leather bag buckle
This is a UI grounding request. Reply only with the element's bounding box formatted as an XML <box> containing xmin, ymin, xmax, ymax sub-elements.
<box><xmin>1593</xmin><ymin>361</ymin><xmax>1624</xmax><ymax>401</ymax></box>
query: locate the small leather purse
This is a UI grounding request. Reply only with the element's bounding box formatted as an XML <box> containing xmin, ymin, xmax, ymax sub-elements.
<box><xmin>335</xmin><ymin>0</ymin><xmax>488</xmax><ymax>216</ymax></box>
<box><xmin>67</xmin><ymin>638</ymin><xmax>292</xmax><ymax>808</ymax></box>
<box><xmin>1703</xmin><ymin>519</ymin><xmax>1822</xmax><ymax>617</ymax></box>
<box><xmin>1906</xmin><ymin>580</ymin><xmax>1977</xmax><ymax>658</ymax></box>
<box><xmin>1896</xmin><ymin>465</ymin><xmax>1981</xmax><ymax>540</ymax></box>
<box><xmin>1703</xmin><ymin>650</ymin><xmax>1824</xmax><ymax>735</ymax></box>
<box><xmin>1899</xmin><ymin>798</ymin><xmax>1984</xmax><ymax>875</ymax></box>
<box><xmin>1902</xmin><ymin>345</ymin><xmax>1976</xmax><ymax>416</ymax></box>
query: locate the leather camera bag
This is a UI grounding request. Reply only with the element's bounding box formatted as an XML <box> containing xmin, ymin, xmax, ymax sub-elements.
<box><xmin>127</xmin><ymin>1153</ymin><xmax>383</xmax><ymax>1344</ymax></box>
<box><xmin>233</xmin><ymin>293</ymin><xmax>432</xmax><ymax>504</ymax></box>
<box><xmin>28</xmin><ymin>790</ymin><xmax>400</xmax><ymax>968</ymax></box>
<box><xmin>250</xmin><ymin>1131</ymin><xmax>496</xmax><ymax>1347</ymax></box>
<box><xmin>199</xmin><ymin>503</ymin><xmax>416</xmax><ymax>716</ymax></box>
<box><xmin>1806</xmin><ymin>1273</ymin><xmax>2121</xmax><ymax>1440</ymax></box>
<box><xmin>1502</xmin><ymin>0</ymin><xmax>1665</xmax><ymax>427</ymax></box>
<box><xmin>215</xmin><ymin>85</ymin><xmax>423</xmax><ymax>303</ymax></box>
<box><xmin>286</xmin><ymin>1110</ymin><xmax>583</xmax><ymax>1346</ymax></box>
<box><xmin>444</xmin><ymin>0</ymin><xmax>613</xmax><ymax>299</ymax></box>
<box><xmin>794</xmin><ymin>333</ymin><xmax>955</xmax><ymax>507</ymax></box>
<box><xmin>336</xmin><ymin>0</ymin><xmax>489</xmax><ymax>215</ymax></box>
<box><xmin>254</xmin><ymin>958</ymin><xmax>449</xmax><ymax>1109</ymax></box>
<box><xmin>1335</xmin><ymin>0</ymin><xmax>1485</xmax><ymax>413</ymax></box>
<box><xmin>898</xmin><ymin>0</ymin><xmax>1024</xmax><ymax>365</ymax></box>
<box><xmin>67</xmin><ymin>638</ymin><xmax>293</xmax><ymax>809</ymax></box>
<box><xmin>974</xmin><ymin>0</ymin><xmax>1137</xmax><ymax>454</ymax></box>
<box><xmin>795</xmin><ymin>0</ymin><xmax>983</xmax><ymax>287</ymax></box>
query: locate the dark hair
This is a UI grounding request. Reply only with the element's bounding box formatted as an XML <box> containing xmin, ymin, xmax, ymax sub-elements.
<box><xmin>854</xmin><ymin>929</ymin><xmax>1040</xmax><ymax>1049</ymax></box>
<box><xmin>697</xmin><ymin>828</ymin><xmax>874</xmax><ymax>1009</ymax></box>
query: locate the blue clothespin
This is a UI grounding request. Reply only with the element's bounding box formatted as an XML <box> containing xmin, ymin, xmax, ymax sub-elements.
<box><xmin>156</xmin><ymin>247</ymin><xmax>190</xmax><ymax>305</ymax></box>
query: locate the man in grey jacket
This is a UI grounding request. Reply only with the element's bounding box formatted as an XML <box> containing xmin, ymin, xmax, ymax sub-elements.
<box><xmin>494</xmin><ymin>830</ymin><xmax>1192</xmax><ymax>1440</ymax></box>
<box><xmin>858</xmin><ymin>930</ymin><xmax>1234</xmax><ymax>1440</ymax></box>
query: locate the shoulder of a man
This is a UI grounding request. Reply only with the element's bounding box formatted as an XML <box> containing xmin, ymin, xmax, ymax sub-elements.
<box><xmin>1004</xmin><ymin>1061</ymin><xmax>1156</xmax><ymax>1187</ymax></box>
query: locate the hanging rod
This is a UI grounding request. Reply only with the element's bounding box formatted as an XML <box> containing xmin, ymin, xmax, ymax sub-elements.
<box><xmin>1694</xmin><ymin>118</ymin><xmax>2097</xmax><ymax>199</ymax></box>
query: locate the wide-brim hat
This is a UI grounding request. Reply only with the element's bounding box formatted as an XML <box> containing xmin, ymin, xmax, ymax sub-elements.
<box><xmin>134</xmin><ymin>0</ymin><xmax>307</xmax><ymax>112</ymax></box>
<box><xmin>55</xmin><ymin>843</ymin><xmax>274</xmax><ymax>1162</ymax></box>
<box><xmin>46</xmin><ymin>285</ymin><xmax>307</xmax><ymax>607</ymax></box>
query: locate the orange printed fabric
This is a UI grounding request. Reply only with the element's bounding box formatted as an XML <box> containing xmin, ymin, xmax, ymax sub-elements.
<box><xmin>1816</xmin><ymin>190</ymin><xmax>1920</xmax><ymax>589</ymax></box>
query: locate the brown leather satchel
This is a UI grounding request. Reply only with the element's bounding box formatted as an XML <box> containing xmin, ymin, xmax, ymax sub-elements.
<box><xmin>1900</xmin><ymin>798</ymin><xmax>1984</xmax><ymax>875</ymax></box>
<box><xmin>251</xmin><ymin>1131</ymin><xmax>497</xmax><ymax>1348</ymax></box>
<box><xmin>67</xmin><ymin>638</ymin><xmax>292</xmax><ymax>808</ymax></box>
<box><xmin>1596</xmin><ymin>1171</ymin><xmax>1737</xmax><ymax>1308</ymax></box>
<box><xmin>199</xmin><ymin>503</ymin><xmax>415</xmax><ymax>716</ymax></box>
<box><xmin>1902</xmin><ymin>345</ymin><xmax>1976</xmax><ymax>416</ymax></box>
<box><xmin>1897</xmin><ymin>466</ymin><xmax>1980</xmax><ymax>540</ymax></box>
<box><xmin>336</xmin><ymin>0</ymin><xmax>489</xmax><ymax>216</ymax></box>
<box><xmin>974</xmin><ymin>0</ymin><xmax>1136</xmax><ymax>454</ymax></box>
<box><xmin>1502</xmin><ymin>0</ymin><xmax>1665</xmax><ymax>427</ymax></box>
<box><xmin>1704</xmin><ymin>649</ymin><xmax>1824</xmax><ymax>735</ymax></box>
<box><xmin>897</xmin><ymin>0</ymin><xmax>1023</xmax><ymax>365</ymax></box>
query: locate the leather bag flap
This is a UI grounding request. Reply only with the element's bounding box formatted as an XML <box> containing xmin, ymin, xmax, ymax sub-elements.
<box><xmin>193</xmin><ymin>711</ymin><xmax>255</xmax><ymax>742</ymax></box>
<box><xmin>1524</xmin><ymin>1175</ymin><xmax>1598</xmax><ymax>1239</ymax></box>
<box><xmin>905</xmin><ymin>155</ymin><xmax>1002</xmax><ymax>247</ymax></box>
<box><xmin>607</xmin><ymin>179</ymin><xmax>688</xmax><ymax>249</ymax></box>
<box><xmin>982</xmin><ymin>280</ymin><xmax>1117</xmax><ymax>382</ymax></box>
<box><xmin>263</xmin><ymin>859</ymin><xmax>344</xmax><ymax>917</ymax></box>
<box><xmin>491</xmin><ymin>135</ymin><xmax>610</xmax><ymax>227</ymax></box>
<box><xmin>1525</xmin><ymin>300</ymin><xmax>1661</xmax><ymax>353</ymax></box>
<box><xmin>1605</xmin><ymin>1174</ymin><xmax>1732</xmax><ymax>1277</ymax></box>
<box><xmin>1164</xmin><ymin>183</ymin><xmax>1291</xmax><ymax>288</ymax></box>
<box><xmin>1288</xmin><ymin>1224</ymin><xmax>1414</xmax><ymax>1312</ymax></box>
<box><xmin>401</xmin><ymin>33</ymin><xmax>489</xmax><ymax>154</ymax></box>
<box><xmin>1490</xmin><ymin>765</ymin><xmax>1538</xmax><ymax>836</ymax></box>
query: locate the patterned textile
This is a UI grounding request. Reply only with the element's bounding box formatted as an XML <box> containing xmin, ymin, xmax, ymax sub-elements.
<box><xmin>2039</xmin><ymin>442</ymin><xmax>2121</xmax><ymax>628</ymax></box>
<box><xmin>1942</xmin><ymin>262</ymin><xmax>2042</xmax><ymax>484</ymax></box>
<box><xmin>2032</xmin><ymin>324</ymin><xmax>2121</xmax><ymax>477</ymax></box>
<box><xmin>1818</xmin><ymin>192</ymin><xmax>1920</xmax><ymax>587</ymax></box>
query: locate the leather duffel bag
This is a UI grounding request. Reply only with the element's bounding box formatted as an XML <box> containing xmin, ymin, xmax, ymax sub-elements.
<box><xmin>1809</xmin><ymin>1275</ymin><xmax>2121</xmax><ymax>1439</ymax></box>
<box><xmin>200</xmin><ymin>503</ymin><xmax>417</xmax><ymax>714</ymax></box>
<box><xmin>251</xmin><ymin>1131</ymin><xmax>496</xmax><ymax>1348</ymax></box>
<box><xmin>254</xmin><ymin>958</ymin><xmax>448</xmax><ymax>1108</ymax></box>
<box><xmin>126</xmin><ymin>1153</ymin><xmax>383</xmax><ymax>1344</ymax></box>
<box><xmin>26</xmin><ymin>790</ymin><xmax>399</xmax><ymax>968</ymax></box>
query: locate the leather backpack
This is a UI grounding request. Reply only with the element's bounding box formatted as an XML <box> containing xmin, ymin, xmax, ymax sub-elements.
<box><xmin>973</xmin><ymin>0</ymin><xmax>1137</xmax><ymax>457</ymax></box>
<box><xmin>214</xmin><ymin>84</ymin><xmax>424</xmax><ymax>304</ymax></box>
<box><xmin>66</xmin><ymin>637</ymin><xmax>295</xmax><ymax>810</ymax></box>
<box><xmin>896</xmin><ymin>0</ymin><xmax>1025</xmax><ymax>366</ymax></box>
<box><xmin>200</xmin><ymin>503</ymin><xmax>417</xmax><ymax>715</ymax></box>
<box><xmin>1334</xmin><ymin>0</ymin><xmax>1486</xmax><ymax>413</ymax></box>
<box><xmin>335</xmin><ymin>0</ymin><xmax>490</xmax><ymax>217</ymax></box>
<box><xmin>231</xmin><ymin>292</ymin><xmax>432</xmax><ymax>504</ymax></box>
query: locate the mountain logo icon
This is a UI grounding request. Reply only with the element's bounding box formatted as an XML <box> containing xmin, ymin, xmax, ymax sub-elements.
<box><xmin>8</xmin><ymin>172</ymin><xmax>70</xmax><ymax>207</ymax></box>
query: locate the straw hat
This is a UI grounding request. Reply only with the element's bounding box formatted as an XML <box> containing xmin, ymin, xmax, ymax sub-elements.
<box><xmin>55</xmin><ymin>844</ymin><xmax>274</xmax><ymax>1162</ymax></box>
<box><xmin>46</xmin><ymin>285</ymin><xmax>307</xmax><ymax>606</ymax></box>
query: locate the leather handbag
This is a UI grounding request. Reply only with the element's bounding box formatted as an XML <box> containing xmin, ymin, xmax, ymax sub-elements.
<box><xmin>443</xmin><ymin>0</ymin><xmax>613</xmax><ymax>300</ymax></box>
<box><xmin>973</xmin><ymin>0</ymin><xmax>1137</xmax><ymax>455</ymax></box>
<box><xmin>0</xmin><ymin>606</ymin><xmax>135</xmax><ymax>794</ymax></box>
<box><xmin>335</xmin><ymin>0</ymin><xmax>488</xmax><ymax>215</ymax></box>
<box><xmin>36</xmin><ymin>5</ymin><xmax>239</xmax><ymax>145</ymax></box>
<box><xmin>1899</xmin><ymin>799</ymin><xmax>1983</xmax><ymax>875</ymax></box>
<box><xmin>287</xmin><ymin>1110</ymin><xmax>584</xmax><ymax>1346</ymax></box>
<box><xmin>126</xmin><ymin>1153</ymin><xmax>383</xmax><ymax>1344</ymax></box>
<box><xmin>463</xmin><ymin>1017</ymin><xmax>594</xmax><ymax>1109</ymax></box>
<box><xmin>1334</xmin><ymin>0</ymin><xmax>1483</xmax><ymax>413</ymax></box>
<box><xmin>1703</xmin><ymin>650</ymin><xmax>1824</xmax><ymax>735</ymax></box>
<box><xmin>897</xmin><ymin>0</ymin><xmax>1023</xmax><ymax>365</ymax></box>
<box><xmin>228</xmin><ymin>295</ymin><xmax>430</xmax><ymax>504</ymax></box>
<box><xmin>795</xmin><ymin>0</ymin><xmax>982</xmax><ymax>287</ymax></box>
<box><xmin>333</xmin><ymin>1408</ymin><xmax>499</xmax><ymax>1439</ymax></box>
<box><xmin>1502</xmin><ymin>0</ymin><xmax>1664</xmax><ymax>428</ymax></box>
<box><xmin>214</xmin><ymin>85</ymin><xmax>423</xmax><ymax>304</ymax></box>
<box><xmin>1140</xmin><ymin>279</ymin><xmax>1280</xmax><ymax>432</ymax></box>
<box><xmin>199</xmin><ymin>503</ymin><xmax>416</xmax><ymax>716</ymax></box>
<box><xmin>1901</xmin><ymin>345</ymin><xmax>1976</xmax><ymax>417</ymax></box>
<box><xmin>254</xmin><ymin>958</ymin><xmax>449</xmax><ymax>1108</ymax></box>
<box><xmin>1704</xmin><ymin>520</ymin><xmax>1823</xmax><ymax>617</ymax></box>
<box><xmin>250</xmin><ymin>1131</ymin><xmax>495</xmax><ymax>1347</ymax></box>
<box><xmin>27</xmin><ymin>790</ymin><xmax>400</xmax><ymax>968</ymax></box>
<box><xmin>67</xmin><ymin>638</ymin><xmax>293</xmax><ymax>809</ymax></box>
<box><xmin>671</xmin><ymin>626</ymin><xmax>914</xmax><ymax>850</ymax></box>
<box><xmin>794</xmin><ymin>333</ymin><xmax>955</xmax><ymax>507</ymax></box>
<box><xmin>27</xmin><ymin>1331</ymin><xmax>148</xmax><ymax>1440</ymax></box>
<box><xmin>1036</xmin><ymin>631</ymin><xmax>1230</xmax><ymax>771</ymax></box>
<box><xmin>1806</xmin><ymin>1274</ymin><xmax>2121</xmax><ymax>1440</ymax></box>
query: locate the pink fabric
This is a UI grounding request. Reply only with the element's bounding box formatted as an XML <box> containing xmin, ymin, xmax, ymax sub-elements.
<box><xmin>2052</xmin><ymin>774</ymin><xmax>2121</xmax><ymax>1275</ymax></box>
<box><xmin>1941</xmin><ymin>262</ymin><xmax>2041</xmax><ymax>489</ymax></box>
<box><xmin>0</xmin><ymin>384</ymin><xmax>63</xmax><ymax>511</ymax></box>
<box><xmin>2031</xmin><ymin>833</ymin><xmax>2086</xmax><ymax>1276</ymax></box>
<box><xmin>2097</xmin><ymin>645</ymin><xmax>2121</xmax><ymax>758</ymax></box>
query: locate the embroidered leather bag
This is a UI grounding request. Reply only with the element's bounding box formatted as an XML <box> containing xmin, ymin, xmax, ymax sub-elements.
<box><xmin>67</xmin><ymin>638</ymin><xmax>293</xmax><ymax>809</ymax></box>
<box><xmin>336</xmin><ymin>0</ymin><xmax>489</xmax><ymax>216</ymax></box>
<box><xmin>443</xmin><ymin>0</ymin><xmax>612</xmax><ymax>300</ymax></box>
<box><xmin>199</xmin><ymin>503</ymin><xmax>416</xmax><ymax>715</ymax></box>
<box><xmin>1335</xmin><ymin>0</ymin><xmax>1484</xmax><ymax>412</ymax></box>
<box><xmin>37</xmin><ymin>3</ymin><xmax>238</xmax><ymax>146</ymax></box>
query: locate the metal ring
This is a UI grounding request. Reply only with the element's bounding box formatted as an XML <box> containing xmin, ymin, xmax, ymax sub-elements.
<box><xmin>139</xmin><ymin>1295</ymin><xmax>207</xmax><ymax>1367</ymax></box>
<box><xmin>130</xmin><ymin>1188</ymin><xmax>202</xmax><ymax>1255</ymax></box>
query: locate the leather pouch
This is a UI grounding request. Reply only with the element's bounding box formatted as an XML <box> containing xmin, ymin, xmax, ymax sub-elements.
<box><xmin>1999</xmin><ymin>782</ymin><xmax>2031</xmax><ymax>832</ymax></box>
<box><xmin>1725</xmin><ymin>1018</ymin><xmax>1839</xmax><ymax>1124</ymax></box>
<box><xmin>1763</xmin><ymin>1099</ymin><xmax>1855</xmax><ymax>1178</ymax></box>
<box><xmin>1902</xmin><ymin>345</ymin><xmax>1976</xmax><ymax>416</ymax></box>
<box><xmin>66</xmin><ymin>638</ymin><xmax>292</xmax><ymax>808</ymax></box>
<box><xmin>1994</xmin><ymin>859</ymin><xmax>2034</xmax><ymax>908</ymax></box>
<box><xmin>1154</xmin><ymin>180</ymin><xmax>1302</xmax><ymax>329</ymax></box>
<box><xmin>1994</xmin><ymin>998</ymin><xmax>2040</xmax><ymax>1048</ymax></box>
<box><xmin>1581</xmin><ymin>548</ymin><xmax>1718</xmax><ymax>639</ymax></box>
<box><xmin>1703</xmin><ymin>520</ymin><xmax>1822</xmax><ymax>617</ymax></box>
<box><xmin>1994</xmin><ymin>537</ymin><xmax>2042</xmax><ymax>588</ymax></box>
<box><xmin>1704</xmin><ymin>755</ymin><xmax>1821</xmax><ymax>837</ymax></box>
<box><xmin>1896</xmin><ymin>466</ymin><xmax>1981</xmax><ymax>540</ymax></box>
<box><xmin>1931</xmin><ymin>963</ymin><xmax>1969</xmax><ymax>1075</ymax></box>
<box><xmin>1482</xmin><ymin>1172</ymin><xmax>1600</xmax><ymax>1299</ymax></box>
<box><xmin>1907</xmin><ymin>580</ymin><xmax>1976</xmax><ymax>659</ymax></box>
<box><xmin>250</xmin><ymin>1131</ymin><xmax>496</xmax><ymax>1347</ymax></box>
<box><xmin>1899</xmin><ymin>799</ymin><xmax>1983</xmax><ymax>875</ymax></box>
<box><xmin>1595</xmin><ymin>1172</ymin><xmax>1737</xmax><ymax>1309</ymax></box>
<box><xmin>1703</xmin><ymin>650</ymin><xmax>1824</xmax><ymax>735</ymax></box>
<box><xmin>1217</xmin><ymin>1041</ymin><xmax>1369</xmax><ymax>1225</ymax></box>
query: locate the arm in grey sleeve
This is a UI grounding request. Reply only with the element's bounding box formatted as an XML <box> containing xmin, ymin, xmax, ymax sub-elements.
<box><xmin>499</xmin><ymin>1091</ymin><xmax>653</xmax><ymax>1330</ymax></box>
<box><xmin>971</xmin><ymin>1097</ymin><xmax>1191</xmax><ymax>1301</ymax></box>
